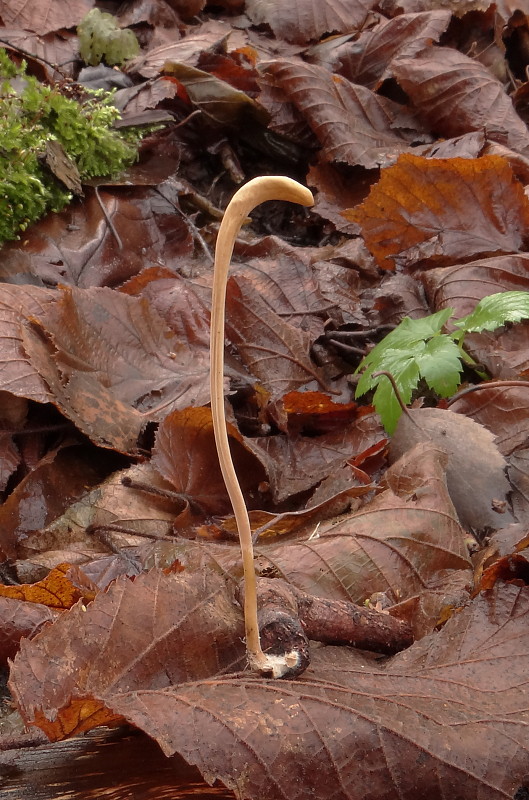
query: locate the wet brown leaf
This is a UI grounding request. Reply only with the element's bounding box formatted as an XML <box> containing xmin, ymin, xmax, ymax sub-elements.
<box><xmin>249</xmin><ymin>445</ymin><xmax>471</xmax><ymax>633</ymax></box>
<box><xmin>9</xmin><ymin>567</ymin><xmax>245</xmax><ymax>740</ymax></box>
<box><xmin>422</xmin><ymin>254</ymin><xmax>529</xmax><ymax>318</ymax></box>
<box><xmin>163</xmin><ymin>63</ymin><xmax>268</xmax><ymax>127</ymax></box>
<box><xmin>0</xmin><ymin>443</ymin><xmax>115</xmax><ymax>561</ymax></box>
<box><xmin>17</xmin><ymin>461</ymin><xmax>179</xmax><ymax>560</ymax></box>
<box><xmin>392</xmin><ymin>46</ymin><xmax>529</xmax><ymax>154</ymax></box>
<box><xmin>347</xmin><ymin>154</ymin><xmax>529</xmax><ymax>270</ymax></box>
<box><xmin>309</xmin><ymin>10</ymin><xmax>451</xmax><ymax>89</ymax></box>
<box><xmin>106</xmin><ymin>582</ymin><xmax>529</xmax><ymax>800</ymax></box>
<box><xmin>0</xmin><ymin>285</ymin><xmax>52</xmax><ymax>403</ymax></box>
<box><xmin>390</xmin><ymin>408</ymin><xmax>514</xmax><ymax>532</ymax></box>
<box><xmin>0</xmin><ymin>0</ymin><xmax>92</xmax><ymax>35</ymax></box>
<box><xmin>151</xmin><ymin>406</ymin><xmax>265</xmax><ymax>516</ymax></box>
<box><xmin>1</xmin><ymin>187</ymin><xmax>194</xmax><ymax>288</ymax></box>
<box><xmin>23</xmin><ymin>286</ymin><xmax>213</xmax><ymax>452</ymax></box>
<box><xmin>448</xmin><ymin>383</ymin><xmax>529</xmax><ymax>456</ymax></box>
<box><xmin>225</xmin><ymin>274</ymin><xmax>333</xmax><ymax>399</ymax></box>
<box><xmin>232</xmin><ymin>254</ymin><xmax>330</xmax><ymax>340</ymax></box>
<box><xmin>246</xmin><ymin>0</ymin><xmax>378</xmax><ymax>45</ymax></box>
<box><xmin>0</xmin><ymin>28</ymin><xmax>79</xmax><ymax>80</ymax></box>
<box><xmin>264</xmin><ymin>59</ymin><xmax>429</xmax><ymax>169</ymax></box>
<box><xmin>0</xmin><ymin>596</ymin><xmax>56</xmax><ymax>664</ymax></box>
<box><xmin>245</xmin><ymin>421</ymin><xmax>382</xmax><ymax>503</ymax></box>
<box><xmin>126</xmin><ymin>21</ymin><xmax>247</xmax><ymax>78</ymax></box>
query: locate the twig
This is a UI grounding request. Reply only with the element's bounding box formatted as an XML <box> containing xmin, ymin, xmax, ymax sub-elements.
<box><xmin>211</xmin><ymin>176</ymin><xmax>314</xmax><ymax>677</ymax></box>
<box><xmin>447</xmin><ymin>379</ymin><xmax>529</xmax><ymax>406</ymax></box>
<box><xmin>94</xmin><ymin>186</ymin><xmax>123</xmax><ymax>250</ymax></box>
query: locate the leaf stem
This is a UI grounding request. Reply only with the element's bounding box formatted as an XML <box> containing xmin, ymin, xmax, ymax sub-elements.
<box><xmin>210</xmin><ymin>176</ymin><xmax>314</xmax><ymax>676</ymax></box>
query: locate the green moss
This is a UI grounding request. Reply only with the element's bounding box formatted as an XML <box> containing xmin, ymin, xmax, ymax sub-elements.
<box><xmin>78</xmin><ymin>9</ymin><xmax>140</xmax><ymax>67</ymax></box>
<box><xmin>0</xmin><ymin>48</ymin><xmax>142</xmax><ymax>244</ymax></box>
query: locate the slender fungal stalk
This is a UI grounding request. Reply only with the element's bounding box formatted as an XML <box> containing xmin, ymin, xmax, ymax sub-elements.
<box><xmin>210</xmin><ymin>177</ymin><xmax>314</xmax><ymax>675</ymax></box>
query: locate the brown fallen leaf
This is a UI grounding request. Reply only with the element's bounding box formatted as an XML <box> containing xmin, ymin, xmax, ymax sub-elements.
<box><xmin>225</xmin><ymin>274</ymin><xmax>333</xmax><ymax>399</ymax></box>
<box><xmin>448</xmin><ymin>381</ymin><xmax>529</xmax><ymax>456</ymax></box>
<box><xmin>107</xmin><ymin>583</ymin><xmax>529</xmax><ymax>800</ymax></box>
<box><xmin>310</xmin><ymin>10</ymin><xmax>451</xmax><ymax>89</ymax></box>
<box><xmin>421</xmin><ymin>254</ymin><xmax>529</xmax><ymax>321</ymax></box>
<box><xmin>0</xmin><ymin>0</ymin><xmax>92</xmax><ymax>35</ymax></box>
<box><xmin>245</xmin><ymin>0</ymin><xmax>378</xmax><ymax>45</ymax></box>
<box><xmin>389</xmin><ymin>407</ymin><xmax>515</xmax><ymax>532</ymax></box>
<box><xmin>22</xmin><ymin>286</ymin><xmax>214</xmax><ymax>452</ymax></box>
<box><xmin>346</xmin><ymin>154</ymin><xmax>529</xmax><ymax>270</ymax></box>
<box><xmin>264</xmin><ymin>59</ymin><xmax>429</xmax><ymax>169</ymax></box>
<box><xmin>9</xmin><ymin>567</ymin><xmax>246</xmax><ymax>740</ymax></box>
<box><xmin>0</xmin><ymin>596</ymin><xmax>56</xmax><ymax>664</ymax></box>
<box><xmin>392</xmin><ymin>46</ymin><xmax>529</xmax><ymax>155</ymax></box>
<box><xmin>151</xmin><ymin>406</ymin><xmax>266</xmax><ymax>516</ymax></box>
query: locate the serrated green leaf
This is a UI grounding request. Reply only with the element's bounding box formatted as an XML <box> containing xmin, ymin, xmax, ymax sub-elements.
<box><xmin>416</xmin><ymin>336</ymin><xmax>463</xmax><ymax>397</ymax></box>
<box><xmin>453</xmin><ymin>291</ymin><xmax>529</xmax><ymax>333</ymax></box>
<box><xmin>358</xmin><ymin>349</ymin><xmax>419</xmax><ymax>433</ymax></box>
<box><xmin>354</xmin><ymin>308</ymin><xmax>453</xmax><ymax>383</ymax></box>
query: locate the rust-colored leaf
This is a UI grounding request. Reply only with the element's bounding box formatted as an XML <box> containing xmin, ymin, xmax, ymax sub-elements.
<box><xmin>0</xmin><ymin>563</ymin><xmax>96</xmax><ymax>609</ymax></box>
<box><xmin>347</xmin><ymin>154</ymin><xmax>529</xmax><ymax>269</ymax></box>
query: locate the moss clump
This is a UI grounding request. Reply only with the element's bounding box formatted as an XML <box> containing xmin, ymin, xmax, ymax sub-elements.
<box><xmin>0</xmin><ymin>48</ymin><xmax>141</xmax><ymax>244</ymax></box>
<box><xmin>78</xmin><ymin>9</ymin><xmax>140</xmax><ymax>67</ymax></box>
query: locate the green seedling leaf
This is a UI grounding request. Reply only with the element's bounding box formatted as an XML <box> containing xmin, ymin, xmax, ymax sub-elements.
<box><xmin>355</xmin><ymin>291</ymin><xmax>529</xmax><ymax>433</ymax></box>
<box><xmin>453</xmin><ymin>290</ymin><xmax>529</xmax><ymax>333</ymax></box>
<box><xmin>415</xmin><ymin>336</ymin><xmax>463</xmax><ymax>398</ymax></box>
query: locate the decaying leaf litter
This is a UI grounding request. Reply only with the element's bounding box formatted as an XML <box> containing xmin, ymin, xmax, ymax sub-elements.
<box><xmin>1</xmin><ymin>0</ymin><xmax>529</xmax><ymax>798</ymax></box>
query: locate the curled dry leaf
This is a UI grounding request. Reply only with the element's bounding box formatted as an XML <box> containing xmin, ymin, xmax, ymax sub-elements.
<box><xmin>346</xmin><ymin>154</ymin><xmax>529</xmax><ymax>270</ymax></box>
<box><xmin>107</xmin><ymin>583</ymin><xmax>529</xmax><ymax>800</ymax></box>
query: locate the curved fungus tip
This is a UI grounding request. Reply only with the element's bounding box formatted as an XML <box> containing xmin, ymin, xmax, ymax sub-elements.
<box><xmin>210</xmin><ymin>176</ymin><xmax>314</xmax><ymax>676</ymax></box>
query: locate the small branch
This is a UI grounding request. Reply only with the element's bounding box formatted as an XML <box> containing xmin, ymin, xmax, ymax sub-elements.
<box><xmin>94</xmin><ymin>186</ymin><xmax>122</xmax><ymax>250</ymax></box>
<box><xmin>250</xmin><ymin>578</ymin><xmax>413</xmax><ymax>661</ymax></box>
<box><xmin>447</xmin><ymin>379</ymin><xmax>529</xmax><ymax>406</ymax></box>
